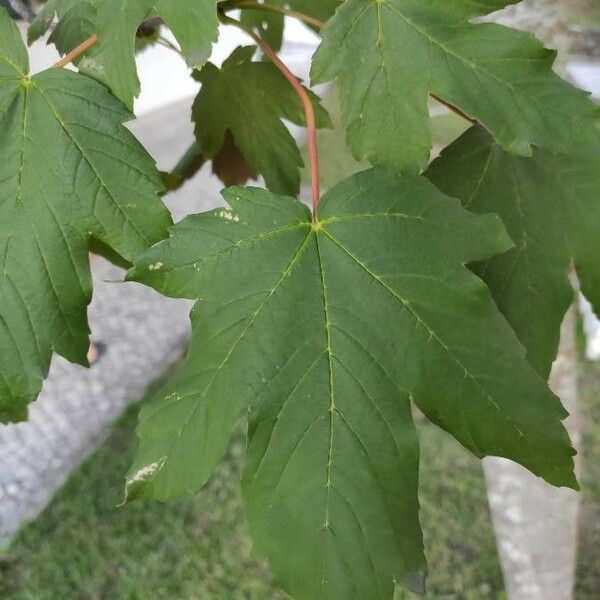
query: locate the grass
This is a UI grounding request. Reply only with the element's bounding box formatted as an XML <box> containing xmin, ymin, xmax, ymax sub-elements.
<box><xmin>0</xmin><ymin>400</ymin><xmax>285</xmax><ymax>600</ymax></box>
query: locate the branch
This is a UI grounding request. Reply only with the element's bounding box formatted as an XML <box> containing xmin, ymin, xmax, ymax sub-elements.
<box><xmin>221</xmin><ymin>1</ymin><xmax>324</xmax><ymax>29</ymax></box>
<box><xmin>54</xmin><ymin>35</ymin><xmax>98</xmax><ymax>68</ymax></box>
<box><xmin>220</xmin><ymin>13</ymin><xmax>322</xmax><ymax>219</ymax></box>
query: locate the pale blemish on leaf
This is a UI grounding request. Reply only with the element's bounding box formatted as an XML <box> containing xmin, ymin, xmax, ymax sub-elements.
<box><xmin>78</xmin><ymin>56</ymin><xmax>105</xmax><ymax>75</ymax></box>
<box><xmin>126</xmin><ymin>457</ymin><xmax>167</xmax><ymax>487</ymax></box>
<box><xmin>218</xmin><ymin>209</ymin><xmax>240</xmax><ymax>222</ymax></box>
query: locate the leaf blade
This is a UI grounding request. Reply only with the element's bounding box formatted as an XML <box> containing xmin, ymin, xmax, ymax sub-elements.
<box><xmin>0</xmin><ymin>8</ymin><xmax>171</xmax><ymax>420</ymax></box>
<box><xmin>311</xmin><ymin>0</ymin><xmax>600</xmax><ymax>171</ymax></box>
<box><xmin>192</xmin><ymin>46</ymin><xmax>331</xmax><ymax>195</ymax></box>
<box><xmin>128</xmin><ymin>167</ymin><xmax>576</xmax><ymax>598</ymax></box>
<box><xmin>428</xmin><ymin>125</ymin><xmax>600</xmax><ymax>377</ymax></box>
<box><xmin>29</xmin><ymin>0</ymin><xmax>220</xmax><ymax>108</ymax></box>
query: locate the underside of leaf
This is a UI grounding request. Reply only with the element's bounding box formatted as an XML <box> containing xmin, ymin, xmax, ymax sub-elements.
<box><xmin>192</xmin><ymin>46</ymin><xmax>331</xmax><ymax>196</ymax></box>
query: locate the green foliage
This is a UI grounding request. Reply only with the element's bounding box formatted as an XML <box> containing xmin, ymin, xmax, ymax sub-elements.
<box><xmin>240</xmin><ymin>3</ymin><xmax>285</xmax><ymax>51</ymax></box>
<box><xmin>428</xmin><ymin>126</ymin><xmax>600</xmax><ymax>378</ymax></box>
<box><xmin>29</xmin><ymin>0</ymin><xmax>220</xmax><ymax>107</ymax></box>
<box><xmin>0</xmin><ymin>0</ymin><xmax>598</xmax><ymax>596</ymax></box>
<box><xmin>311</xmin><ymin>0</ymin><xmax>599</xmax><ymax>171</ymax></box>
<box><xmin>288</xmin><ymin>0</ymin><xmax>339</xmax><ymax>23</ymax></box>
<box><xmin>126</xmin><ymin>169</ymin><xmax>575</xmax><ymax>598</ymax></box>
<box><xmin>192</xmin><ymin>46</ymin><xmax>331</xmax><ymax>195</ymax></box>
<box><xmin>0</xmin><ymin>9</ymin><xmax>170</xmax><ymax>421</ymax></box>
<box><xmin>239</xmin><ymin>0</ymin><xmax>340</xmax><ymax>48</ymax></box>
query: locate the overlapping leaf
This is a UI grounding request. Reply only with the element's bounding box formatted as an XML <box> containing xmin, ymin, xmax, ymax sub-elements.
<box><xmin>239</xmin><ymin>0</ymin><xmax>340</xmax><ymax>50</ymax></box>
<box><xmin>288</xmin><ymin>0</ymin><xmax>339</xmax><ymax>23</ymax></box>
<box><xmin>240</xmin><ymin>2</ymin><xmax>285</xmax><ymax>51</ymax></box>
<box><xmin>0</xmin><ymin>9</ymin><xmax>170</xmax><ymax>421</ymax></box>
<box><xmin>126</xmin><ymin>167</ymin><xmax>575</xmax><ymax>599</ymax></box>
<box><xmin>428</xmin><ymin>125</ymin><xmax>600</xmax><ymax>377</ymax></box>
<box><xmin>192</xmin><ymin>46</ymin><xmax>331</xmax><ymax>195</ymax></box>
<box><xmin>311</xmin><ymin>0</ymin><xmax>600</xmax><ymax>172</ymax></box>
<box><xmin>29</xmin><ymin>0</ymin><xmax>220</xmax><ymax>108</ymax></box>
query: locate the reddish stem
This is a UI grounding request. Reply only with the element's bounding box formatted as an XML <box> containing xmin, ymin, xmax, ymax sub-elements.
<box><xmin>54</xmin><ymin>34</ymin><xmax>98</xmax><ymax>68</ymax></box>
<box><xmin>221</xmin><ymin>14</ymin><xmax>321</xmax><ymax>219</ymax></box>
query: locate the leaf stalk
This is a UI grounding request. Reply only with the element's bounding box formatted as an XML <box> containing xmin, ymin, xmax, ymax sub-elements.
<box><xmin>220</xmin><ymin>13</ymin><xmax>322</xmax><ymax>219</ymax></box>
<box><xmin>54</xmin><ymin>35</ymin><xmax>98</xmax><ymax>68</ymax></box>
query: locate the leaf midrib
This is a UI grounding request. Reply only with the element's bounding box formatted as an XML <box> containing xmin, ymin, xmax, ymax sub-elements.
<box><xmin>0</xmin><ymin>55</ymin><xmax>26</xmax><ymax>79</ymax></box>
<box><xmin>157</xmin><ymin>221</ymin><xmax>309</xmax><ymax>275</ymax></box>
<box><xmin>10</xmin><ymin>81</ymin><xmax>89</xmax><ymax>348</ymax></box>
<box><xmin>314</xmin><ymin>229</ymin><xmax>336</xmax><ymax>534</ymax></box>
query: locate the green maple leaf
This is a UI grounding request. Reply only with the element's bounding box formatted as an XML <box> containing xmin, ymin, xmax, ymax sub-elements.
<box><xmin>287</xmin><ymin>0</ymin><xmax>340</xmax><ymax>23</ymax></box>
<box><xmin>0</xmin><ymin>9</ymin><xmax>170</xmax><ymax>421</ymax></box>
<box><xmin>192</xmin><ymin>46</ymin><xmax>331</xmax><ymax>196</ymax></box>
<box><xmin>241</xmin><ymin>9</ymin><xmax>285</xmax><ymax>51</ymax></box>
<box><xmin>239</xmin><ymin>0</ymin><xmax>340</xmax><ymax>50</ymax></box>
<box><xmin>126</xmin><ymin>167</ymin><xmax>576</xmax><ymax>599</ymax></box>
<box><xmin>311</xmin><ymin>0</ymin><xmax>600</xmax><ymax>172</ymax></box>
<box><xmin>428</xmin><ymin>125</ymin><xmax>600</xmax><ymax>378</ymax></box>
<box><xmin>29</xmin><ymin>0</ymin><xmax>219</xmax><ymax>108</ymax></box>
